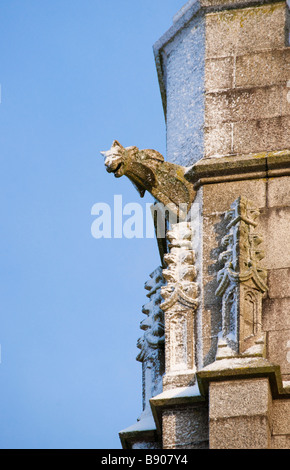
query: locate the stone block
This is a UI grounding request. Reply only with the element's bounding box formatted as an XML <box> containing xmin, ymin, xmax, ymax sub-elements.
<box><xmin>204</xmin><ymin>122</ymin><xmax>233</xmax><ymax>157</ymax></box>
<box><xmin>235</xmin><ymin>49</ymin><xmax>286</xmax><ymax>89</ymax></box>
<box><xmin>209</xmin><ymin>378</ymin><xmax>272</xmax><ymax>419</ymax></box>
<box><xmin>268</xmin><ymin>268</ymin><xmax>290</xmax><ymax>299</ymax></box>
<box><xmin>205</xmin><ymin>3</ymin><xmax>287</xmax><ymax>59</ymax></box>
<box><xmin>263</xmin><ymin>298</ymin><xmax>290</xmax><ymax>331</ymax></box>
<box><xmin>262</xmin><ymin>208</ymin><xmax>290</xmax><ymax>269</ymax></box>
<box><xmin>282</xmin><ymin>84</ymin><xmax>290</xmax><ymax>116</ymax></box>
<box><xmin>233</xmin><ymin>116</ymin><xmax>290</xmax><ymax>155</ymax></box>
<box><xmin>205</xmin><ymin>86</ymin><xmax>282</xmax><ymax>126</ymax></box>
<box><xmin>267</xmin><ymin>176</ymin><xmax>290</xmax><ymax>208</ymax></box>
<box><xmin>205</xmin><ymin>56</ymin><xmax>234</xmax><ymax>92</ymax></box>
<box><xmin>271</xmin><ymin>435</ymin><xmax>290</xmax><ymax>449</ymax></box>
<box><xmin>267</xmin><ymin>330</ymin><xmax>290</xmax><ymax>378</ymax></box>
<box><xmin>209</xmin><ymin>379</ymin><xmax>272</xmax><ymax>448</ymax></box>
<box><xmin>210</xmin><ymin>415</ymin><xmax>271</xmax><ymax>449</ymax></box>
<box><xmin>285</xmin><ymin>47</ymin><xmax>290</xmax><ymax>77</ymax></box>
<box><xmin>202</xmin><ymin>179</ymin><xmax>267</xmax><ymax>215</ymax></box>
<box><xmin>272</xmin><ymin>400</ymin><xmax>290</xmax><ymax>435</ymax></box>
<box><xmin>162</xmin><ymin>405</ymin><xmax>209</xmax><ymax>449</ymax></box>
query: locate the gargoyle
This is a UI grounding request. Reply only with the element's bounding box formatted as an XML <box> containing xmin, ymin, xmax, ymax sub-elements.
<box><xmin>100</xmin><ymin>140</ymin><xmax>195</xmax><ymax>220</ymax></box>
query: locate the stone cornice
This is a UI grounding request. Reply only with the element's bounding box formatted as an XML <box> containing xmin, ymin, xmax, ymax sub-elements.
<box><xmin>196</xmin><ymin>357</ymin><xmax>285</xmax><ymax>398</ymax></box>
<box><xmin>119</xmin><ymin>427</ymin><xmax>158</xmax><ymax>450</ymax></box>
<box><xmin>185</xmin><ymin>150</ymin><xmax>290</xmax><ymax>189</ymax></box>
<box><xmin>150</xmin><ymin>384</ymin><xmax>205</xmax><ymax>435</ymax></box>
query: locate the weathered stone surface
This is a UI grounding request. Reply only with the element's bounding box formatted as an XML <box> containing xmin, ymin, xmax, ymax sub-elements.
<box><xmin>262</xmin><ymin>208</ymin><xmax>290</xmax><ymax>269</ymax></box>
<box><xmin>205</xmin><ymin>3</ymin><xmax>287</xmax><ymax>59</ymax></box>
<box><xmin>202</xmin><ymin>2</ymin><xmax>289</xmax><ymax>158</ymax></box>
<box><xmin>162</xmin><ymin>405</ymin><xmax>209</xmax><ymax>449</ymax></box>
<box><xmin>233</xmin><ymin>116</ymin><xmax>290</xmax><ymax>155</ymax></box>
<box><xmin>205</xmin><ymin>56</ymin><xmax>234</xmax><ymax>91</ymax></box>
<box><xmin>210</xmin><ymin>415</ymin><xmax>271</xmax><ymax>449</ymax></box>
<box><xmin>235</xmin><ymin>49</ymin><xmax>287</xmax><ymax>89</ymax></box>
<box><xmin>155</xmin><ymin>0</ymin><xmax>289</xmax><ymax>164</ymax></box>
<box><xmin>268</xmin><ymin>268</ymin><xmax>290</xmax><ymax>298</ymax></box>
<box><xmin>263</xmin><ymin>298</ymin><xmax>290</xmax><ymax>331</ymax></box>
<box><xmin>209</xmin><ymin>378</ymin><xmax>272</xmax><ymax>448</ymax></box>
<box><xmin>272</xmin><ymin>435</ymin><xmax>290</xmax><ymax>449</ymax></box>
<box><xmin>267</xmin><ymin>330</ymin><xmax>290</xmax><ymax>379</ymax></box>
<box><xmin>203</xmin><ymin>179</ymin><xmax>267</xmax><ymax>215</ymax></box>
<box><xmin>210</xmin><ymin>378</ymin><xmax>272</xmax><ymax>418</ymax></box>
<box><xmin>205</xmin><ymin>86</ymin><xmax>282</xmax><ymax>126</ymax></box>
<box><xmin>282</xmin><ymin>83</ymin><xmax>290</xmax><ymax>116</ymax></box>
<box><xmin>272</xmin><ymin>400</ymin><xmax>290</xmax><ymax>435</ymax></box>
<box><xmin>204</xmin><ymin>123</ymin><xmax>233</xmax><ymax>157</ymax></box>
<box><xmin>268</xmin><ymin>176</ymin><xmax>290</xmax><ymax>208</ymax></box>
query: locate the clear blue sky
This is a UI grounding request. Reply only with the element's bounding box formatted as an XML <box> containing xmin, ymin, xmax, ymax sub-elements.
<box><xmin>0</xmin><ymin>0</ymin><xmax>187</xmax><ymax>449</ymax></box>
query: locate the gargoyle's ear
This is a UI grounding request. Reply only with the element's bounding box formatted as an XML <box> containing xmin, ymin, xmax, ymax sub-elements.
<box><xmin>112</xmin><ymin>140</ymin><xmax>124</xmax><ymax>149</ymax></box>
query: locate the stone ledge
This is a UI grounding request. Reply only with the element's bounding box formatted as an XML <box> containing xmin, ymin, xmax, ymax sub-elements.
<box><xmin>200</xmin><ymin>0</ymin><xmax>286</xmax><ymax>9</ymax></box>
<box><xmin>185</xmin><ymin>149</ymin><xmax>290</xmax><ymax>188</ymax></box>
<box><xmin>119</xmin><ymin>414</ymin><xmax>159</xmax><ymax>449</ymax></box>
<box><xmin>196</xmin><ymin>356</ymin><xmax>284</xmax><ymax>398</ymax></box>
<box><xmin>150</xmin><ymin>383</ymin><xmax>205</xmax><ymax>435</ymax></box>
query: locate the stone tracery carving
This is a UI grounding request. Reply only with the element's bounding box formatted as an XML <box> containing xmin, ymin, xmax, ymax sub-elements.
<box><xmin>216</xmin><ymin>196</ymin><xmax>268</xmax><ymax>355</ymax></box>
<box><xmin>161</xmin><ymin>222</ymin><xmax>199</xmax><ymax>311</ymax></box>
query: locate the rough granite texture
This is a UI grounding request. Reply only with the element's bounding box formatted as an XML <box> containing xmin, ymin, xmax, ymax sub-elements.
<box><xmin>209</xmin><ymin>379</ymin><xmax>272</xmax><ymax>449</ymax></box>
<box><xmin>162</xmin><ymin>404</ymin><xmax>209</xmax><ymax>449</ymax></box>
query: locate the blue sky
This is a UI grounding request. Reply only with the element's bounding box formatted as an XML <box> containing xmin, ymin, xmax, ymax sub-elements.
<box><xmin>0</xmin><ymin>0</ymin><xmax>187</xmax><ymax>449</ymax></box>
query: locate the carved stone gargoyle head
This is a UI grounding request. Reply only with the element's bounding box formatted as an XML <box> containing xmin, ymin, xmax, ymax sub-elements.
<box><xmin>101</xmin><ymin>140</ymin><xmax>195</xmax><ymax>220</ymax></box>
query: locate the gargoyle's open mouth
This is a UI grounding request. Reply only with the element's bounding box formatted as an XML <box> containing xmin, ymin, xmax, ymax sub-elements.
<box><xmin>106</xmin><ymin>162</ymin><xmax>123</xmax><ymax>176</ymax></box>
<box><xmin>113</xmin><ymin>163</ymin><xmax>122</xmax><ymax>173</ymax></box>
<box><xmin>112</xmin><ymin>162</ymin><xmax>123</xmax><ymax>177</ymax></box>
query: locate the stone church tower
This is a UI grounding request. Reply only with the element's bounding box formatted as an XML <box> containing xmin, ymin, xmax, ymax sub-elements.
<box><xmin>112</xmin><ymin>0</ymin><xmax>290</xmax><ymax>449</ymax></box>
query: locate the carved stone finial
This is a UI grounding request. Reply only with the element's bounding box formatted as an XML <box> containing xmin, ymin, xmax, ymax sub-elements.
<box><xmin>101</xmin><ymin>140</ymin><xmax>196</xmax><ymax>220</ymax></box>
<box><xmin>216</xmin><ymin>196</ymin><xmax>268</xmax><ymax>354</ymax></box>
